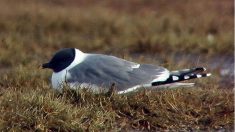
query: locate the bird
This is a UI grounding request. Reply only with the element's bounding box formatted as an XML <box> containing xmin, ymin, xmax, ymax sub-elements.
<box><xmin>42</xmin><ymin>48</ymin><xmax>211</xmax><ymax>94</ymax></box>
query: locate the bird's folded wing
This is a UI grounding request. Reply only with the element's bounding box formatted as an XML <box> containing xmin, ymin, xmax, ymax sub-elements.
<box><xmin>67</xmin><ymin>54</ymin><xmax>169</xmax><ymax>91</ymax></box>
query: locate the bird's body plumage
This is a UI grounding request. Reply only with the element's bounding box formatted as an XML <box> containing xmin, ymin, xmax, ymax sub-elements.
<box><xmin>43</xmin><ymin>48</ymin><xmax>211</xmax><ymax>94</ymax></box>
<box><xmin>68</xmin><ymin>54</ymin><xmax>169</xmax><ymax>91</ymax></box>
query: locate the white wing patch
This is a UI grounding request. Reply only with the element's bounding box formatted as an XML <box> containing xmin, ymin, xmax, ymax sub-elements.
<box><xmin>184</xmin><ymin>76</ymin><xmax>190</xmax><ymax>79</ymax></box>
<box><xmin>151</xmin><ymin>69</ymin><xmax>170</xmax><ymax>82</ymax></box>
<box><xmin>131</xmin><ymin>64</ymin><xmax>140</xmax><ymax>69</ymax></box>
<box><xmin>196</xmin><ymin>74</ymin><xmax>202</xmax><ymax>78</ymax></box>
<box><xmin>172</xmin><ymin>75</ymin><xmax>179</xmax><ymax>81</ymax></box>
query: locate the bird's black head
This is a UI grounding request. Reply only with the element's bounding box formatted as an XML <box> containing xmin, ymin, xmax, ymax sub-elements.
<box><xmin>42</xmin><ymin>48</ymin><xmax>75</xmax><ymax>72</ymax></box>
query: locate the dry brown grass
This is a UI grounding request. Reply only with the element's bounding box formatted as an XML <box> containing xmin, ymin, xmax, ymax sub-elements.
<box><xmin>0</xmin><ymin>0</ymin><xmax>234</xmax><ymax>131</ymax></box>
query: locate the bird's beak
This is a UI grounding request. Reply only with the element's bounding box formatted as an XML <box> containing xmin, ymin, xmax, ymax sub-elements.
<box><xmin>42</xmin><ymin>63</ymin><xmax>51</xmax><ymax>69</ymax></box>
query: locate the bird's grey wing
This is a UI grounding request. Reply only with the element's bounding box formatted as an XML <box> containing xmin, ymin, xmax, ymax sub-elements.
<box><xmin>67</xmin><ymin>54</ymin><xmax>169</xmax><ymax>91</ymax></box>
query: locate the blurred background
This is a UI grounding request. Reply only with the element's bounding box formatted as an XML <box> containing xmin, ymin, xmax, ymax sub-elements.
<box><xmin>0</xmin><ymin>0</ymin><xmax>233</xmax><ymax>87</ymax></box>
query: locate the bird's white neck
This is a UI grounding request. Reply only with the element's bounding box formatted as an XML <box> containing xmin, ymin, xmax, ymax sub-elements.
<box><xmin>66</xmin><ymin>48</ymin><xmax>87</xmax><ymax>70</ymax></box>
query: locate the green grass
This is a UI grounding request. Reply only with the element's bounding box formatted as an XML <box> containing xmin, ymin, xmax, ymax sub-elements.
<box><xmin>0</xmin><ymin>0</ymin><xmax>234</xmax><ymax>131</ymax></box>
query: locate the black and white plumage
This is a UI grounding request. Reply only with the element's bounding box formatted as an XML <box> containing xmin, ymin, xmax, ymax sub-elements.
<box><xmin>42</xmin><ymin>48</ymin><xmax>211</xmax><ymax>94</ymax></box>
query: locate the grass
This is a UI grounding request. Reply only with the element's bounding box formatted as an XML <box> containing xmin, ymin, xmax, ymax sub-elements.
<box><xmin>0</xmin><ymin>76</ymin><xmax>233</xmax><ymax>131</ymax></box>
<box><xmin>0</xmin><ymin>0</ymin><xmax>234</xmax><ymax>131</ymax></box>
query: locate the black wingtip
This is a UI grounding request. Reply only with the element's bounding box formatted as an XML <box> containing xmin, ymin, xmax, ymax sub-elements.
<box><xmin>152</xmin><ymin>72</ymin><xmax>211</xmax><ymax>86</ymax></box>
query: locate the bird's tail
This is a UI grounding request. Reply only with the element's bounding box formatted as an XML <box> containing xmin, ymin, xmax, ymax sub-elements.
<box><xmin>152</xmin><ymin>67</ymin><xmax>211</xmax><ymax>86</ymax></box>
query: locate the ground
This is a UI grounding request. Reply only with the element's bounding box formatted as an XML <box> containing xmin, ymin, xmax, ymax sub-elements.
<box><xmin>0</xmin><ymin>0</ymin><xmax>234</xmax><ymax>131</ymax></box>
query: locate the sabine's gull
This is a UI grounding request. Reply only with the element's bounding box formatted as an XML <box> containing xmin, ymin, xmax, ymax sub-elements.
<box><xmin>42</xmin><ymin>48</ymin><xmax>211</xmax><ymax>94</ymax></box>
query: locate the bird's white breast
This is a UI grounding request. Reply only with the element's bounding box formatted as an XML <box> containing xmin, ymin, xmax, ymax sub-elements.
<box><xmin>51</xmin><ymin>70</ymin><xmax>67</xmax><ymax>89</ymax></box>
<box><xmin>51</xmin><ymin>49</ymin><xmax>87</xmax><ymax>89</ymax></box>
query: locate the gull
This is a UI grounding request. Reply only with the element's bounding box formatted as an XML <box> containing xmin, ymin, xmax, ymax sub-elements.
<box><xmin>42</xmin><ymin>48</ymin><xmax>211</xmax><ymax>94</ymax></box>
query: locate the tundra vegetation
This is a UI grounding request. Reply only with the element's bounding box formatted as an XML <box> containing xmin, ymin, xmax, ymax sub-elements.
<box><xmin>0</xmin><ymin>0</ymin><xmax>233</xmax><ymax>131</ymax></box>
